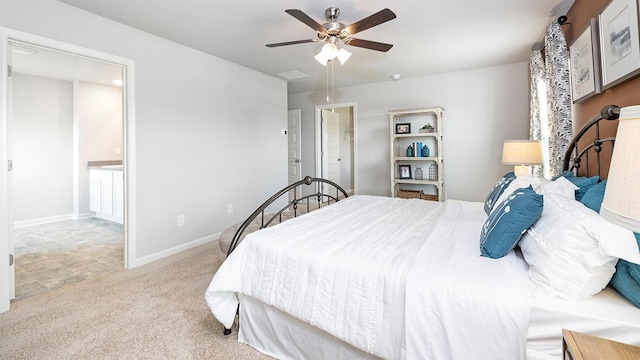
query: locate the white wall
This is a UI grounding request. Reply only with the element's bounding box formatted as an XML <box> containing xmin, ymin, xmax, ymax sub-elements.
<box><xmin>12</xmin><ymin>73</ymin><xmax>73</xmax><ymax>221</ymax></box>
<box><xmin>1</xmin><ymin>0</ymin><xmax>287</xmax><ymax>260</ymax></box>
<box><xmin>289</xmin><ymin>62</ymin><xmax>530</xmax><ymax>202</ymax></box>
<box><xmin>77</xmin><ymin>81</ymin><xmax>123</xmax><ymax>214</ymax></box>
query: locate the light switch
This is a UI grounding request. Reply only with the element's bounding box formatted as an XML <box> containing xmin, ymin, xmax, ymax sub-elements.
<box><xmin>115</xmin><ymin>147</ymin><xmax>121</xmax><ymax>155</ymax></box>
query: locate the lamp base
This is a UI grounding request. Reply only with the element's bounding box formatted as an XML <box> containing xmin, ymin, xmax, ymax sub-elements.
<box><xmin>514</xmin><ymin>165</ymin><xmax>531</xmax><ymax>177</ymax></box>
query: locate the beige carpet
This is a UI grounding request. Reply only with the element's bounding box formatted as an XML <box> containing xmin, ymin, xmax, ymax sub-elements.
<box><xmin>0</xmin><ymin>241</ymin><xmax>271</xmax><ymax>360</ymax></box>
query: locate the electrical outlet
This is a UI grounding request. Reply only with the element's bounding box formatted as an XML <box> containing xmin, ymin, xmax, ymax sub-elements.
<box><xmin>227</xmin><ymin>204</ymin><xmax>233</xmax><ymax>214</ymax></box>
<box><xmin>177</xmin><ymin>215</ymin><xmax>185</xmax><ymax>226</ymax></box>
<box><xmin>281</xmin><ymin>129</ymin><xmax>288</xmax><ymax>136</ymax></box>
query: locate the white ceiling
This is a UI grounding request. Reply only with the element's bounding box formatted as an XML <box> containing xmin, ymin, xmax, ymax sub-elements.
<box><xmin>27</xmin><ymin>0</ymin><xmax>574</xmax><ymax>93</ymax></box>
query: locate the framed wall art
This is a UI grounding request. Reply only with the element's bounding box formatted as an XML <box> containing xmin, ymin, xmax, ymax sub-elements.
<box><xmin>399</xmin><ymin>164</ymin><xmax>412</xmax><ymax>179</ymax></box>
<box><xmin>599</xmin><ymin>0</ymin><xmax>640</xmax><ymax>89</ymax></box>
<box><xmin>395</xmin><ymin>123</ymin><xmax>411</xmax><ymax>134</ymax></box>
<box><xmin>570</xmin><ymin>18</ymin><xmax>602</xmax><ymax>102</ymax></box>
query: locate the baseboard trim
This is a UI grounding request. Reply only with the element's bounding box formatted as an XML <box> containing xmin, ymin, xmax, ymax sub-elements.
<box><xmin>135</xmin><ymin>231</ymin><xmax>222</xmax><ymax>267</ymax></box>
<box><xmin>14</xmin><ymin>212</ymin><xmax>102</xmax><ymax>228</ymax></box>
<box><xmin>73</xmin><ymin>212</ymin><xmax>95</xmax><ymax>221</ymax></box>
<box><xmin>94</xmin><ymin>213</ymin><xmax>124</xmax><ymax>224</ymax></box>
<box><xmin>15</xmin><ymin>214</ymin><xmax>74</xmax><ymax>229</ymax></box>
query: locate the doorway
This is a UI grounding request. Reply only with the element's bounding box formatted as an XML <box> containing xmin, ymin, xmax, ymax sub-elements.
<box><xmin>315</xmin><ymin>103</ymin><xmax>357</xmax><ymax>195</ymax></box>
<box><xmin>0</xmin><ymin>29</ymin><xmax>137</xmax><ymax>312</ymax></box>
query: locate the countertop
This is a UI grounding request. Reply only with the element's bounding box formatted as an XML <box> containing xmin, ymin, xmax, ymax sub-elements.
<box><xmin>88</xmin><ymin>160</ymin><xmax>123</xmax><ymax>171</ymax></box>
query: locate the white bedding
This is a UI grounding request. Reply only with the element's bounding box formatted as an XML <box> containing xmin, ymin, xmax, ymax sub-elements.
<box><xmin>405</xmin><ymin>200</ymin><xmax>533</xmax><ymax>359</ymax></box>
<box><xmin>205</xmin><ymin>196</ymin><xmax>534</xmax><ymax>359</ymax></box>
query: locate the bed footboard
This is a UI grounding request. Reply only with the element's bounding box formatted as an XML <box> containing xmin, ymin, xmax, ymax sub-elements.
<box><xmin>225</xmin><ymin>176</ymin><xmax>348</xmax><ymax>257</ymax></box>
<box><xmin>222</xmin><ymin>176</ymin><xmax>347</xmax><ymax>336</ymax></box>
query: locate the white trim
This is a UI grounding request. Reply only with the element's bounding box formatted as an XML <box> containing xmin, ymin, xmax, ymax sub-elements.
<box><xmin>15</xmin><ymin>214</ymin><xmax>72</xmax><ymax>228</ymax></box>
<box><xmin>1</xmin><ymin>32</ymin><xmax>10</xmax><ymax>313</ymax></box>
<box><xmin>72</xmin><ymin>80</ymin><xmax>80</xmax><ymax>217</ymax></box>
<box><xmin>0</xmin><ymin>27</ymin><xmax>137</xmax><ymax>313</ymax></box>
<box><xmin>135</xmin><ymin>232</ymin><xmax>220</xmax><ymax>267</ymax></box>
<box><xmin>314</xmin><ymin>102</ymin><xmax>358</xmax><ymax>194</ymax></box>
<box><xmin>94</xmin><ymin>213</ymin><xmax>124</xmax><ymax>225</ymax></box>
<box><xmin>72</xmin><ymin>212</ymin><xmax>95</xmax><ymax>221</ymax></box>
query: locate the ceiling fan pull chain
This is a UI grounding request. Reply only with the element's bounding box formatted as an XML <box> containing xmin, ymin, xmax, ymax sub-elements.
<box><xmin>326</xmin><ymin>62</ymin><xmax>330</xmax><ymax>102</ymax></box>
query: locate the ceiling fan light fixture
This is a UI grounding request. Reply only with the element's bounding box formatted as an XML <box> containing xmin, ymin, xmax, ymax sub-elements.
<box><xmin>315</xmin><ymin>43</ymin><xmax>351</xmax><ymax>66</ymax></box>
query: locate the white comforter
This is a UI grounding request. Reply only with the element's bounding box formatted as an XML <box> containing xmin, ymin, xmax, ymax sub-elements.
<box><xmin>205</xmin><ymin>195</ymin><xmax>533</xmax><ymax>359</ymax></box>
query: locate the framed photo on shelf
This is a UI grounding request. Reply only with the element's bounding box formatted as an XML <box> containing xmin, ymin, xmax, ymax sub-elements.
<box><xmin>395</xmin><ymin>123</ymin><xmax>411</xmax><ymax>134</ymax></box>
<box><xmin>399</xmin><ymin>164</ymin><xmax>412</xmax><ymax>179</ymax></box>
<box><xmin>598</xmin><ymin>0</ymin><xmax>640</xmax><ymax>89</ymax></box>
<box><xmin>570</xmin><ymin>18</ymin><xmax>602</xmax><ymax>102</ymax></box>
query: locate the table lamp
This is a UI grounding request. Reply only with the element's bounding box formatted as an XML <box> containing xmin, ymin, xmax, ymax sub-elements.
<box><xmin>601</xmin><ymin>105</ymin><xmax>640</xmax><ymax>232</ymax></box>
<box><xmin>502</xmin><ymin>140</ymin><xmax>543</xmax><ymax>177</ymax></box>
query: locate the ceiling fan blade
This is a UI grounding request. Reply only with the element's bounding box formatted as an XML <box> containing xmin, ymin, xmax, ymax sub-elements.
<box><xmin>345</xmin><ymin>9</ymin><xmax>396</xmax><ymax>36</ymax></box>
<box><xmin>344</xmin><ymin>38</ymin><xmax>393</xmax><ymax>52</ymax></box>
<box><xmin>266</xmin><ymin>39</ymin><xmax>317</xmax><ymax>48</ymax></box>
<box><xmin>285</xmin><ymin>9</ymin><xmax>327</xmax><ymax>33</ymax></box>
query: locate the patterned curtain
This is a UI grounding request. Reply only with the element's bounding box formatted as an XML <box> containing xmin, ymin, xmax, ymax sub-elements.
<box><xmin>543</xmin><ymin>21</ymin><xmax>573</xmax><ymax>178</ymax></box>
<box><xmin>529</xmin><ymin>50</ymin><xmax>547</xmax><ymax>178</ymax></box>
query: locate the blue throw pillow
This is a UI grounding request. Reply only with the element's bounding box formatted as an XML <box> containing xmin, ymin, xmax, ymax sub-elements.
<box><xmin>483</xmin><ymin>172</ymin><xmax>516</xmax><ymax>215</ymax></box>
<box><xmin>552</xmin><ymin>170</ymin><xmax>575</xmax><ymax>180</ymax></box>
<box><xmin>610</xmin><ymin>260</ymin><xmax>640</xmax><ymax>308</ymax></box>
<box><xmin>580</xmin><ymin>180</ymin><xmax>607</xmax><ymax>213</ymax></box>
<box><xmin>480</xmin><ymin>185</ymin><xmax>544</xmax><ymax>259</ymax></box>
<box><xmin>554</xmin><ymin>172</ymin><xmax>599</xmax><ymax>201</ymax></box>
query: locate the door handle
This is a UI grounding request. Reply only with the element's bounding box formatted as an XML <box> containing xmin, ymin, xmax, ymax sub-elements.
<box><xmin>295</xmin><ymin>159</ymin><xmax>301</xmax><ymax>163</ymax></box>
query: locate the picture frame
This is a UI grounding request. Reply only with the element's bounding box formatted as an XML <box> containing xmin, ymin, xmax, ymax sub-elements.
<box><xmin>598</xmin><ymin>0</ymin><xmax>640</xmax><ymax>89</ymax></box>
<box><xmin>395</xmin><ymin>123</ymin><xmax>411</xmax><ymax>134</ymax></box>
<box><xmin>570</xmin><ymin>18</ymin><xmax>602</xmax><ymax>102</ymax></box>
<box><xmin>399</xmin><ymin>164</ymin><xmax>412</xmax><ymax>179</ymax></box>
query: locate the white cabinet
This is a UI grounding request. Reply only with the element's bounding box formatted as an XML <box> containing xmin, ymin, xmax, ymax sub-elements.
<box><xmin>89</xmin><ymin>169</ymin><xmax>124</xmax><ymax>223</ymax></box>
<box><xmin>389</xmin><ymin>106</ymin><xmax>445</xmax><ymax>201</ymax></box>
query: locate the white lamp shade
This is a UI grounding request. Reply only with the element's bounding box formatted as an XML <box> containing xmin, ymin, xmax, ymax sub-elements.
<box><xmin>502</xmin><ymin>140</ymin><xmax>543</xmax><ymax>177</ymax></box>
<box><xmin>336</xmin><ymin>48</ymin><xmax>351</xmax><ymax>64</ymax></box>
<box><xmin>601</xmin><ymin>105</ymin><xmax>640</xmax><ymax>233</ymax></box>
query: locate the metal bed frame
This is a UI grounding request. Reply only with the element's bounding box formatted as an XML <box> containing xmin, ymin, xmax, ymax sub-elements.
<box><xmin>223</xmin><ymin>176</ymin><xmax>348</xmax><ymax>335</ymax></box>
<box><xmin>226</xmin><ymin>176</ymin><xmax>349</xmax><ymax>257</ymax></box>
<box><xmin>562</xmin><ymin>104</ymin><xmax>620</xmax><ymax>176</ymax></box>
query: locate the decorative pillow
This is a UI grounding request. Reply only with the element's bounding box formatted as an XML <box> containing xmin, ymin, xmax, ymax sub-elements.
<box><xmin>554</xmin><ymin>171</ymin><xmax>599</xmax><ymax>201</ymax></box>
<box><xmin>483</xmin><ymin>172</ymin><xmax>516</xmax><ymax>215</ymax></box>
<box><xmin>580</xmin><ymin>180</ymin><xmax>607</xmax><ymax>213</ymax></box>
<box><xmin>480</xmin><ymin>186</ymin><xmax>543</xmax><ymax>259</ymax></box>
<box><xmin>493</xmin><ymin>175</ymin><xmax>549</xmax><ymax>210</ymax></box>
<box><xmin>610</xmin><ymin>260</ymin><xmax>640</xmax><ymax>308</ymax></box>
<box><xmin>519</xmin><ymin>192</ymin><xmax>630</xmax><ymax>300</ymax></box>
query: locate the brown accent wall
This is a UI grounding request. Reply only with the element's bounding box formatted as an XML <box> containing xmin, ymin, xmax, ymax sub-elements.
<box><xmin>565</xmin><ymin>0</ymin><xmax>640</xmax><ymax>128</ymax></box>
<box><xmin>563</xmin><ymin>0</ymin><xmax>640</xmax><ymax>177</ymax></box>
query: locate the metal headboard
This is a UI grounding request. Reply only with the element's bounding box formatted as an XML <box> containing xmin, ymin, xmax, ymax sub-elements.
<box><xmin>562</xmin><ymin>105</ymin><xmax>620</xmax><ymax>177</ymax></box>
<box><xmin>226</xmin><ymin>176</ymin><xmax>348</xmax><ymax>257</ymax></box>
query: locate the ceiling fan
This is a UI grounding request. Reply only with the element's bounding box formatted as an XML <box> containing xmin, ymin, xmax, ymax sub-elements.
<box><xmin>266</xmin><ymin>7</ymin><xmax>396</xmax><ymax>65</ymax></box>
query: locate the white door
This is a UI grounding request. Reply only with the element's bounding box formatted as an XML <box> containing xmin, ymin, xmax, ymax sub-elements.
<box><xmin>287</xmin><ymin>109</ymin><xmax>302</xmax><ymax>201</ymax></box>
<box><xmin>321</xmin><ymin>109</ymin><xmax>341</xmax><ymax>194</ymax></box>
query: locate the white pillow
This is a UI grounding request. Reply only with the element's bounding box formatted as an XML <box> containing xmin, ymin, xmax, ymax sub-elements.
<box><xmin>519</xmin><ymin>191</ymin><xmax>634</xmax><ymax>300</ymax></box>
<box><xmin>493</xmin><ymin>175</ymin><xmax>549</xmax><ymax>212</ymax></box>
<box><xmin>538</xmin><ymin>176</ymin><xmax>578</xmax><ymax>199</ymax></box>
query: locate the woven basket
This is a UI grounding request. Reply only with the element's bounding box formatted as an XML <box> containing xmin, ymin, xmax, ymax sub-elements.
<box><xmin>397</xmin><ymin>189</ymin><xmax>439</xmax><ymax>202</ymax></box>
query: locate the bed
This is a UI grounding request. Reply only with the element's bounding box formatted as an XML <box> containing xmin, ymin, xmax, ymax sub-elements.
<box><xmin>205</xmin><ymin>105</ymin><xmax>640</xmax><ymax>359</ymax></box>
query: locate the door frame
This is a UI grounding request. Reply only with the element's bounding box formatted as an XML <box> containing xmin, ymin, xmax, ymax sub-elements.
<box><xmin>314</xmin><ymin>102</ymin><xmax>357</xmax><ymax>194</ymax></box>
<box><xmin>287</xmin><ymin>109</ymin><xmax>302</xmax><ymax>201</ymax></box>
<box><xmin>0</xmin><ymin>27</ymin><xmax>137</xmax><ymax>313</ymax></box>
